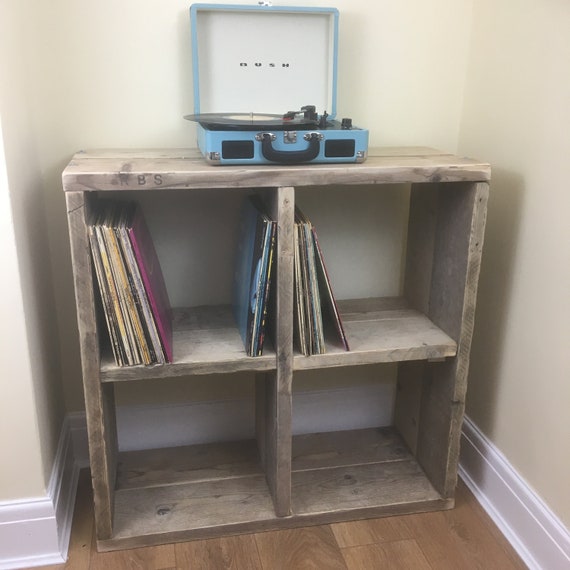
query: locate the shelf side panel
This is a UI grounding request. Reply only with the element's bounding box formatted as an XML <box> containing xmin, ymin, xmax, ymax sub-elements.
<box><xmin>417</xmin><ymin>182</ymin><xmax>489</xmax><ymax>497</ymax></box>
<box><xmin>65</xmin><ymin>191</ymin><xmax>118</xmax><ymax>539</ymax></box>
<box><xmin>403</xmin><ymin>183</ymin><xmax>439</xmax><ymax>314</ymax></box>
<box><xmin>395</xmin><ymin>184</ymin><xmax>439</xmax><ymax>454</ymax></box>
<box><xmin>255</xmin><ymin>374</ymin><xmax>267</xmax><ymax>470</ymax></box>
<box><xmin>393</xmin><ymin>361</ymin><xmax>425</xmax><ymax>455</ymax></box>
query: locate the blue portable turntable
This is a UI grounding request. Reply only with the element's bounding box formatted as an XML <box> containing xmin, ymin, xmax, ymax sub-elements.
<box><xmin>185</xmin><ymin>4</ymin><xmax>369</xmax><ymax>165</ymax></box>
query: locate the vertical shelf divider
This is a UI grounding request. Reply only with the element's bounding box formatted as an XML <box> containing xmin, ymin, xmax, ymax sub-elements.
<box><xmin>65</xmin><ymin>191</ymin><xmax>118</xmax><ymax>539</ymax></box>
<box><xmin>258</xmin><ymin>186</ymin><xmax>295</xmax><ymax>517</ymax></box>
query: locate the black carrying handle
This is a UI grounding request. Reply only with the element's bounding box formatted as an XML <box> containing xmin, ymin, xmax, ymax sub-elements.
<box><xmin>259</xmin><ymin>133</ymin><xmax>321</xmax><ymax>164</ymax></box>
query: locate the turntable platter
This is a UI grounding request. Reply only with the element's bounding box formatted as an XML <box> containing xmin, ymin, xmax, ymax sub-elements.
<box><xmin>183</xmin><ymin>112</ymin><xmax>319</xmax><ymax>131</ymax></box>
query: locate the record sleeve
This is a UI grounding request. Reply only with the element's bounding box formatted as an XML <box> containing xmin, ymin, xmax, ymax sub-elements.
<box><xmin>91</xmin><ymin>212</ymin><xmax>136</xmax><ymax>365</ymax></box>
<box><xmin>233</xmin><ymin>196</ymin><xmax>276</xmax><ymax>357</ymax></box>
<box><xmin>88</xmin><ymin>224</ymin><xmax>125</xmax><ymax>366</ymax></box>
<box><xmin>293</xmin><ymin>207</ymin><xmax>349</xmax><ymax>355</ymax></box>
<box><xmin>117</xmin><ymin>203</ymin><xmax>165</xmax><ymax>364</ymax></box>
<box><xmin>312</xmin><ymin>226</ymin><xmax>349</xmax><ymax>351</ymax></box>
<box><xmin>126</xmin><ymin>204</ymin><xmax>173</xmax><ymax>363</ymax></box>
<box><xmin>101</xmin><ymin>205</ymin><xmax>150</xmax><ymax>365</ymax></box>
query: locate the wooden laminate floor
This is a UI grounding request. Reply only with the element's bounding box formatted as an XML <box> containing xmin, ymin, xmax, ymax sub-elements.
<box><xmin>33</xmin><ymin>469</ymin><xmax>526</xmax><ymax>570</ymax></box>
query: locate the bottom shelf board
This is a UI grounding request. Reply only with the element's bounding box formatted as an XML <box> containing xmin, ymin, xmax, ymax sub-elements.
<box><xmin>116</xmin><ymin>439</ymin><xmax>263</xmax><ymax>490</ymax></box>
<box><xmin>102</xmin><ymin>427</ymin><xmax>449</xmax><ymax>551</ymax></box>
<box><xmin>112</xmin><ymin>472</ymin><xmax>277</xmax><ymax>543</ymax></box>
<box><xmin>291</xmin><ymin>459</ymin><xmax>442</xmax><ymax>517</ymax></box>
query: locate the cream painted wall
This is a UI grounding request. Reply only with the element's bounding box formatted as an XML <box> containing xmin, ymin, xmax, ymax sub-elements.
<box><xmin>0</xmin><ymin>0</ymin><xmax>475</xmax><ymax>502</ymax></box>
<box><xmin>0</xmin><ymin>123</ymin><xmax>46</xmax><ymax>501</ymax></box>
<box><xmin>22</xmin><ymin>0</ymin><xmax>474</xmax><ymax>412</ymax></box>
<box><xmin>0</xmin><ymin>1</ymin><xmax>65</xmax><ymax>500</ymax></box>
<box><xmin>458</xmin><ymin>0</ymin><xmax>570</xmax><ymax>526</ymax></box>
<box><xmin>3</xmin><ymin>0</ymin><xmax>568</xmax><ymax>537</ymax></box>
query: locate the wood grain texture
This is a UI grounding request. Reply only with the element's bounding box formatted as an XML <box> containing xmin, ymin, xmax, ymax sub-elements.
<box><xmin>89</xmin><ymin>538</ymin><xmax>175</xmax><ymax>570</ymax></box>
<box><xmin>291</xmin><ymin>427</ymin><xmax>410</xmax><ymax>472</ymax></box>
<box><xmin>393</xmin><ymin>361</ymin><xmax>426</xmax><ymax>456</ymax></box>
<box><xmin>92</xmin><ymin>429</ymin><xmax>451</xmax><ymax>551</ymax></box>
<box><xmin>341</xmin><ymin>539</ymin><xmax>432</xmax><ymax>570</ymax></box>
<box><xmin>393</xmin><ymin>184</ymin><xmax>438</xmax><ymax>459</ymax></box>
<box><xmin>99</xmin><ymin>297</ymin><xmax>457</xmax><ymax>380</ymax></box>
<box><xmin>416</xmin><ymin>182</ymin><xmax>489</xmax><ymax>498</ymax></box>
<box><xmin>30</xmin><ymin>471</ymin><xmax>525</xmax><ymax>568</ymax></box>
<box><xmin>175</xmin><ymin>535</ymin><xmax>264</xmax><ymax>570</ymax></box>
<box><xmin>403</xmin><ymin>183</ymin><xmax>439</xmax><ymax>314</ymax></box>
<box><xmin>331</xmin><ymin>480</ymin><xmax>525</xmax><ymax>570</ymax></box>
<box><xmin>99</xmin><ymin>305</ymin><xmax>276</xmax><ymax>381</ymax></box>
<box><xmin>263</xmin><ymin>187</ymin><xmax>295</xmax><ymax>517</ymax></box>
<box><xmin>407</xmin><ymin>481</ymin><xmax>527</xmax><ymax>570</ymax></box>
<box><xmin>65</xmin><ymin>191</ymin><xmax>117</xmax><ymax>540</ymax></box>
<box><xmin>116</xmin><ymin>440</ymin><xmax>263</xmax><ymax>491</ymax></box>
<box><xmin>291</xmin><ymin>460</ymin><xmax>442</xmax><ymax>517</ymax></box>
<box><xmin>331</xmin><ymin>515</ymin><xmax>414</xmax><ymax>548</ymax></box>
<box><xmin>61</xmin><ymin>148</ymin><xmax>490</xmax><ymax>193</ymax></box>
<box><xmin>110</xmin><ymin>475</ymin><xmax>276</xmax><ymax>544</ymax></box>
<box><xmin>294</xmin><ymin>298</ymin><xmax>457</xmax><ymax>370</ymax></box>
<box><xmin>255</xmin><ymin>526</ymin><xmax>348</xmax><ymax>570</ymax></box>
<box><xmin>62</xmin><ymin>148</ymin><xmax>491</xmax><ymax>549</ymax></box>
<box><xmin>255</xmin><ymin>374</ymin><xmax>267</xmax><ymax>470</ymax></box>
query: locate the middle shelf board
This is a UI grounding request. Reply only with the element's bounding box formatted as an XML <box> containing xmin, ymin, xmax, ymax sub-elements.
<box><xmin>100</xmin><ymin>304</ymin><xmax>277</xmax><ymax>381</ymax></box>
<box><xmin>99</xmin><ymin>297</ymin><xmax>456</xmax><ymax>382</ymax></box>
<box><xmin>294</xmin><ymin>297</ymin><xmax>457</xmax><ymax>370</ymax></box>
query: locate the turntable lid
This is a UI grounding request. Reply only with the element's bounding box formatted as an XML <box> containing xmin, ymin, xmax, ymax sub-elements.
<box><xmin>190</xmin><ymin>4</ymin><xmax>339</xmax><ymax>118</ymax></box>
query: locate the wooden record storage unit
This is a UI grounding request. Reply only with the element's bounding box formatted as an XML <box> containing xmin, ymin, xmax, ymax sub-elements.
<box><xmin>63</xmin><ymin>147</ymin><xmax>490</xmax><ymax>551</ymax></box>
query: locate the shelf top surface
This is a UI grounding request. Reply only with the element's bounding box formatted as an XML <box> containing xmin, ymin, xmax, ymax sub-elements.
<box><xmin>62</xmin><ymin>147</ymin><xmax>490</xmax><ymax>192</ymax></box>
<box><xmin>98</xmin><ymin>298</ymin><xmax>456</xmax><ymax>382</ymax></box>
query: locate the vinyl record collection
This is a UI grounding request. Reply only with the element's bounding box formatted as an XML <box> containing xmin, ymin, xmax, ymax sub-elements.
<box><xmin>294</xmin><ymin>208</ymin><xmax>349</xmax><ymax>356</ymax></box>
<box><xmin>88</xmin><ymin>201</ymin><xmax>173</xmax><ymax>367</ymax></box>
<box><xmin>232</xmin><ymin>199</ymin><xmax>349</xmax><ymax>357</ymax></box>
<box><xmin>89</xmin><ymin>197</ymin><xmax>348</xmax><ymax>363</ymax></box>
<box><xmin>233</xmin><ymin>196</ymin><xmax>277</xmax><ymax>357</ymax></box>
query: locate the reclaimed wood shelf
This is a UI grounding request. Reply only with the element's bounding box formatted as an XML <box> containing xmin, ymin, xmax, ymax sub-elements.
<box><xmin>104</xmin><ymin>428</ymin><xmax>444</xmax><ymax>551</ymax></box>
<box><xmin>293</xmin><ymin>297</ymin><xmax>457</xmax><ymax>370</ymax></box>
<box><xmin>99</xmin><ymin>305</ymin><xmax>277</xmax><ymax>381</ymax></box>
<box><xmin>63</xmin><ymin>147</ymin><xmax>489</xmax><ymax>551</ymax></box>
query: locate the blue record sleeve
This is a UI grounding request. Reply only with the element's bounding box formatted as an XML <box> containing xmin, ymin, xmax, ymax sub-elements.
<box><xmin>233</xmin><ymin>196</ymin><xmax>275</xmax><ymax>356</ymax></box>
<box><xmin>252</xmin><ymin>216</ymin><xmax>276</xmax><ymax>356</ymax></box>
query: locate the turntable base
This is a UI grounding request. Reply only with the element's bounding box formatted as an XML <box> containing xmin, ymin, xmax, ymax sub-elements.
<box><xmin>185</xmin><ymin>106</ymin><xmax>369</xmax><ymax>165</ymax></box>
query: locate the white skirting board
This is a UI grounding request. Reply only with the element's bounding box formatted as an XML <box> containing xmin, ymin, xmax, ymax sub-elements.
<box><xmin>0</xmin><ymin>417</ymin><xmax>80</xmax><ymax>570</ymax></box>
<box><xmin>459</xmin><ymin>416</ymin><xmax>570</xmax><ymax>570</ymax></box>
<box><xmin>2</xmin><ymin>389</ymin><xmax>569</xmax><ymax>569</ymax></box>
